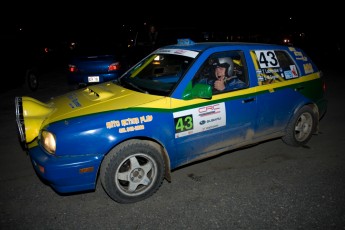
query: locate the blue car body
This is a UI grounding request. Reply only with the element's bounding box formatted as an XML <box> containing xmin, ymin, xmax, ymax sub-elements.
<box><xmin>16</xmin><ymin>39</ymin><xmax>327</xmax><ymax>203</ymax></box>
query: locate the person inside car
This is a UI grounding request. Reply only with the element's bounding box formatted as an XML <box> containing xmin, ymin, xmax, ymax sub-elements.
<box><xmin>199</xmin><ymin>57</ymin><xmax>246</xmax><ymax>93</ymax></box>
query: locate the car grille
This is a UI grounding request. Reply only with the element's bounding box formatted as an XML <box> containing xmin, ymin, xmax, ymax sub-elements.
<box><xmin>15</xmin><ymin>97</ymin><xmax>26</xmax><ymax>143</ymax></box>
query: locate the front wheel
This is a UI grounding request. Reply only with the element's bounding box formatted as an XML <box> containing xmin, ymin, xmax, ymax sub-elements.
<box><xmin>100</xmin><ymin>139</ymin><xmax>165</xmax><ymax>204</ymax></box>
<box><xmin>282</xmin><ymin>106</ymin><xmax>317</xmax><ymax>147</ymax></box>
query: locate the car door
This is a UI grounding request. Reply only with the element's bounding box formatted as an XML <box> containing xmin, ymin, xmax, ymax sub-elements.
<box><xmin>249</xmin><ymin>49</ymin><xmax>303</xmax><ymax>138</ymax></box>
<box><xmin>171</xmin><ymin>50</ymin><xmax>257</xmax><ymax>167</ymax></box>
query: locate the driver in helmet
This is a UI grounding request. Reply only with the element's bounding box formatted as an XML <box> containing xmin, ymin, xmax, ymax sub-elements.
<box><xmin>212</xmin><ymin>57</ymin><xmax>246</xmax><ymax>92</ymax></box>
<box><xmin>199</xmin><ymin>57</ymin><xmax>246</xmax><ymax>93</ymax></box>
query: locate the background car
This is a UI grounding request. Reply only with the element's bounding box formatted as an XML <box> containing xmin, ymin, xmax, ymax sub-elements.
<box><xmin>67</xmin><ymin>39</ymin><xmax>131</xmax><ymax>88</ymax></box>
<box><xmin>2</xmin><ymin>25</ymin><xmax>69</xmax><ymax>92</ymax></box>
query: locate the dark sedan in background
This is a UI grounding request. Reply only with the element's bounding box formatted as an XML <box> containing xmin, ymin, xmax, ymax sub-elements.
<box><xmin>67</xmin><ymin>40</ymin><xmax>131</xmax><ymax>88</ymax></box>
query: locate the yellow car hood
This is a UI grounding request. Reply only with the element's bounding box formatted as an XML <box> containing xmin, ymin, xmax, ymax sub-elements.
<box><xmin>21</xmin><ymin>82</ymin><xmax>165</xmax><ymax>143</ymax></box>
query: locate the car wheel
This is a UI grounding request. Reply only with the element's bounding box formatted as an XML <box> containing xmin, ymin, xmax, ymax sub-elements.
<box><xmin>282</xmin><ymin>105</ymin><xmax>317</xmax><ymax>147</ymax></box>
<box><xmin>25</xmin><ymin>71</ymin><xmax>39</xmax><ymax>91</ymax></box>
<box><xmin>100</xmin><ymin>139</ymin><xmax>165</xmax><ymax>203</ymax></box>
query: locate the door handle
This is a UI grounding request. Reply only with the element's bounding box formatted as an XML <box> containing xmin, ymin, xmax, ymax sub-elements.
<box><xmin>295</xmin><ymin>86</ymin><xmax>305</xmax><ymax>91</ymax></box>
<box><xmin>242</xmin><ymin>97</ymin><xmax>255</xmax><ymax>103</ymax></box>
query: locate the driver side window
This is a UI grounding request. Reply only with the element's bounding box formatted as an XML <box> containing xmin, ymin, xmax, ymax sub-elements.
<box><xmin>194</xmin><ymin>51</ymin><xmax>248</xmax><ymax>94</ymax></box>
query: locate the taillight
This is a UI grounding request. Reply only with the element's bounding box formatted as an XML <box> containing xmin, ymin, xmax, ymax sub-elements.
<box><xmin>323</xmin><ymin>81</ymin><xmax>327</xmax><ymax>93</ymax></box>
<box><xmin>68</xmin><ymin>64</ymin><xmax>78</xmax><ymax>73</ymax></box>
<box><xmin>109</xmin><ymin>62</ymin><xmax>120</xmax><ymax>71</ymax></box>
<box><xmin>320</xmin><ymin>70</ymin><xmax>327</xmax><ymax>93</ymax></box>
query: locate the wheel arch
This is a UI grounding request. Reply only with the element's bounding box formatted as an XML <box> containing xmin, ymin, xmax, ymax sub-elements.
<box><xmin>293</xmin><ymin>103</ymin><xmax>320</xmax><ymax>134</ymax></box>
<box><xmin>101</xmin><ymin>136</ymin><xmax>172</xmax><ymax>182</ymax></box>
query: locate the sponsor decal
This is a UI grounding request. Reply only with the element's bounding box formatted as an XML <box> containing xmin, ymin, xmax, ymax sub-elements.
<box><xmin>173</xmin><ymin>103</ymin><xmax>226</xmax><ymax>138</ymax></box>
<box><xmin>294</xmin><ymin>51</ymin><xmax>303</xmax><ymax>57</ymax></box>
<box><xmin>285</xmin><ymin>65</ymin><xmax>298</xmax><ymax>79</ymax></box>
<box><xmin>156</xmin><ymin>49</ymin><xmax>199</xmax><ymax>58</ymax></box>
<box><xmin>106</xmin><ymin>115</ymin><xmax>153</xmax><ymax>133</ymax></box>
<box><xmin>303</xmin><ymin>63</ymin><xmax>314</xmax><ymax>74</ymax></box>
<box><xmin>290</xmin><ymin>65</ymin><xmax>298</xmax><ymax>78</ymax></box>
<box><xmin>284</xmin><ymin>71</ymin><xmax>293</xmax><ymax>79</ymax></box>
<box><xmin>294</xmin><ymin>51</ymin><xmax>308</xmax><ymax>61</ymax></box>
<box><xmin>67</xmin><ymin>93</ymin><xmax>81</xmax><ymax>108</ymax></box>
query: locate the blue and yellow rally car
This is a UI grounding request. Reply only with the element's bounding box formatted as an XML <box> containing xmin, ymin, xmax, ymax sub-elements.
<box><xmin>15</xmin><ymin>39</ymin><xmax>327</xmax><ymax>203</ymax></box>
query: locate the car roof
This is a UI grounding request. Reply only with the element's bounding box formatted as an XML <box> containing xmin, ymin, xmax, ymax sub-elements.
<box><xmin>161</xmin><ymin>40</ymin><xmax>290</xmax><ymax>52</ymax></box>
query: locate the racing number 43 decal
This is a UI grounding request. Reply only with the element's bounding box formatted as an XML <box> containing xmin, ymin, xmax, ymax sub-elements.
<box><xmin>255</xmin><ymin>50</ymin><xmax>280</xmax><ymax>68</ymax></box>
<box><xmin>173</xmin><ymin>103</ymin><xmax>226</xmax><ymax>138</ymax></box>
<box><xmin>175</xmin><ymin>115</ymin><xmax>193</xmax><ymax>134</ymax></box>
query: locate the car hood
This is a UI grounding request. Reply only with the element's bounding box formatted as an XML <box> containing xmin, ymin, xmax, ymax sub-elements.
<box><xmin>20</xmin><ymin>82</ymin><xmax>165</xmax><ymax>143</ymax></box>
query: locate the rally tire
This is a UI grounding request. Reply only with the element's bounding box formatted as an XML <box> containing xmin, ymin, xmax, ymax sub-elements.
<box><xmin>100</xmin><ymin>139</ymin><xmax>165</xmax><ymax>204</ymax></box>
<box><xmin>282</xmin><ymin>105</ymin><xmax>317</xmax><ymax>147</ymax></box>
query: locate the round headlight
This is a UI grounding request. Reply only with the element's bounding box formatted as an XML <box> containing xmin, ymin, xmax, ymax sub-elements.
<box><xmin>41</xmin><ymin>130</ymin><xmax>56</xmax><ymax>154</ymax></box>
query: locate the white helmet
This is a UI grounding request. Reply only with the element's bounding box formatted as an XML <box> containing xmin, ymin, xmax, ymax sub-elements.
<box><xmin>217</xmin><ymin>57</ymin><xmax>234</xmax><ymax>76</ymax></box>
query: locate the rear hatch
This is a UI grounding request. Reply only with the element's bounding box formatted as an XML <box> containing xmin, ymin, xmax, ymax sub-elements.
<box><xmin>71</xmin><ymin>54</ymin><xmax>116</xmax><ymax>74</ymax></box>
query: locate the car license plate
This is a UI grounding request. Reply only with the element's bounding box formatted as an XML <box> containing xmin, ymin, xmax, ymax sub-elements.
<box><xmin>88</xmin><ymin>76</ymin><xmax>99</xmax><ymax>82</ymax></box>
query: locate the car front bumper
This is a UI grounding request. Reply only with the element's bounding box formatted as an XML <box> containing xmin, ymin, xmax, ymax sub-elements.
<box><xmin>29</xmin><ymin>144</ymin><xmax>103</xmax><ymax>194</ymax></box>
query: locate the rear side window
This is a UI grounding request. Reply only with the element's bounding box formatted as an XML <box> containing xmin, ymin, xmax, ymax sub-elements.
<box><xmin>251</xmin><ymin>50</ymin><xmax>299</xmax><ymax>85</ymax></box>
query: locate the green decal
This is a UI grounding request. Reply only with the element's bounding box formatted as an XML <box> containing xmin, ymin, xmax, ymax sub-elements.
<box><xmin>175</xmin><ymin>115</ymin><xmax>193</xmax><ymax>133</ymax></box>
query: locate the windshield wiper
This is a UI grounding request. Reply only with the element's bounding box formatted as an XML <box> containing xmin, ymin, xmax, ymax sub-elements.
<box><xmin>127</xmin><ymin>82</ymin><xmax>148</xmax><ymax>94</ymax></box>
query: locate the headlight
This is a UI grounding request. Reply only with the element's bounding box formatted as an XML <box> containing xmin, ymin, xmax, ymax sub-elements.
<box><xmin>40</xmin><ymin>130</ymin><xmax>56</xmax><ymax>154</ymax></box>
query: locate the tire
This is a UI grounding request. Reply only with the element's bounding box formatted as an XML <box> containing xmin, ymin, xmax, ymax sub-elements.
<box><xmin>282</xmin><ymin>105</ymin><xmax>317</xmax><ymax>147</ymax></box>
<box><xmin>25</xmin><ymin>71</ymin><xmax>39</xmax><ymax>92</ymax></box>
<box><xmin>100</xmin><ymin>139</ymin><xmax>165</xmax><ymax>204</ymax></box>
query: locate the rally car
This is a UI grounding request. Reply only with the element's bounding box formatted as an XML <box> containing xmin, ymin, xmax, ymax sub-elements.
<box><xmin>15</xmin><ymin>39</ymin><xmax>327</xmax><ymax>204</ymax></box>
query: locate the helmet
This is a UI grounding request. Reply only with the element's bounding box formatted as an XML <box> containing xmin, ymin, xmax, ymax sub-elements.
<box><xmin>217</xmin><ymin>57</ymin><xmax>234</xmax><ymax>76</ymax></box>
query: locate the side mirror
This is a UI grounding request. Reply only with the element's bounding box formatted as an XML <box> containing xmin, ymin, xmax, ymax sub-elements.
<box><xmin>182</xmin><ymin>83</ymin><xmax>212</xmax><ymax>100</ymax></box>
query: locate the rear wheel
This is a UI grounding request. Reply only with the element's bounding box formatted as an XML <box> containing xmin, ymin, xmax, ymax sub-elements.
<box><xmin>282</xmin><ymin>106</ymin><xmax>317</xmax><ymax>147</ymax></box>
<box><xmin>100</xmin><ymin>139</ymin><xmax>165</xmax><ymax>204</ymax></box>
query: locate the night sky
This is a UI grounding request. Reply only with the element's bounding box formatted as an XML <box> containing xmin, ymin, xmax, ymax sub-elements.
<box><xmin>5</xmin><ymin>3</ymin><xmax>340</xmax><ymax>34</ymax></box>
<box><xmin>1</xmin><ymin>2</ymin><xmax>343</xmax><ymax>74</ymax></box>
<box><xmin>2</xmin><ymin>3</ymin><xmax>343</xmax><ymax>55</ymax></box>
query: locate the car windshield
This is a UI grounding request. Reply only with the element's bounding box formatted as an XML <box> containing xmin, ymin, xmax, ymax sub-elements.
<box><xmin>118</xmin><ymin>49</ymin><xmax>198</xmax><ymax>96</ymax></box>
